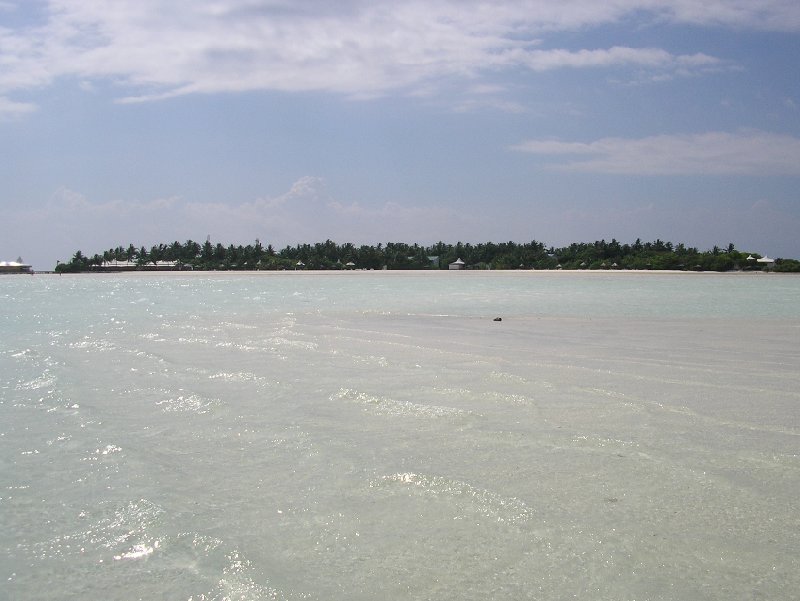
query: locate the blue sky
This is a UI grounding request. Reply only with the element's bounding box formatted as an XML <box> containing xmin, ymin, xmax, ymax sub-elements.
<box><xmin>2</xmin><ymin>0</ymin><xmax>799</xmax><ymax>269</ymax></box>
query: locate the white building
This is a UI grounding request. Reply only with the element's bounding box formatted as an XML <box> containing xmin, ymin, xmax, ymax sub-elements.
<box><xmin>0</xmin><ymin>259</ymin><xmax>33</xmax><ymax>274</ymax></box>
<box><xmin>757</xmin><ymin>256</ymin><xmax>775</xmax><ymax>269</ymax></box>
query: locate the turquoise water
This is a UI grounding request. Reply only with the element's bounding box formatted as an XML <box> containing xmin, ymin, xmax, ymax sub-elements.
<box><xmin>6</xmin><ymin>271</ymin><xmax>799</xmax><ymax>322</ymax></box>
<box><xmin>1</xmin><ymin>272</ymin><xmax>799</xmax><ymax>600</ymax></box>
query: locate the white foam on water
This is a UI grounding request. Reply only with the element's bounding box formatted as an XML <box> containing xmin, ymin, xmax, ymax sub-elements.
<box><xmin>15</xmin><ymin>373</ymin><xmax>57</xmax><ymax>391</ymax></box>
<box><xmin>69</xmin><ymin>337</ymin><xmax>118</xmax><ymax>352</ymax></box>
<box><xmin>208</xmin><ymin>371</ymin><xmax>266</xmax><ymax>383</ymax></box>
<box><xmin>156</xmin><ymin>394</ymin><xmax>222</xmax><ymax>414</ymax></box>
<box><xmin>19</xmin><ymin>498</ymin><xmax>164</xmax><ymax>561</ymax></box>
<box><xmin>372</xmin><ymin>472</ymin><xmax>535</xmax><ymax>524</ymax></box>
<box><xmin>114</xmin><ymin>541</ymin><xmax>157</xmax><ymax>561</ymax></box>
<box><xmin>266</xmin><ymin>337</ymin><xmax>319</xmax><ymax>351</ymax></box>
<box><xmin>349</xmin><ymin>354</ymin><xmax>390</xmax><ymax>367</ymax></box>
<box><xmin>331</xmin><ymin>388</ymin><xmax>475</xmax><ymax>419</ymax></box>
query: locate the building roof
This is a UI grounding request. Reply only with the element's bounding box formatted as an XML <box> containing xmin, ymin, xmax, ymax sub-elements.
<box><xmin>0</xmin><ymin>261</ymin><xmax>32</xmax><ymax>268</ymax></box>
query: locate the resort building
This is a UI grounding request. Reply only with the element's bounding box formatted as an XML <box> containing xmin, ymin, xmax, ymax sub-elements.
<box><xmin>100</xmin><ymin>260</ymin><xmax>182</xmax><ymax>271</ymax></box>
<box><xmin>757</xmin><ymin>256</ymin><xmax>775</xmax><ymax>269</ymax></box>
<box><xmin>0</xmin><ymin>259</ymin><xmax>33</xmax><ymax>274</ymax></box>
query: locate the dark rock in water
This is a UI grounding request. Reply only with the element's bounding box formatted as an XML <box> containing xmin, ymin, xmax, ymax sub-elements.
<box><xmin>493</xmin><ymin>317</ymin><xmax>502</xmax><ymax>321</ymax></box>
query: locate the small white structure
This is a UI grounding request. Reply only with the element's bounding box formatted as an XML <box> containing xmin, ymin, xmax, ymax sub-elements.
<box><xmin>101</xmin><ymin>260</ymin><xmax>137</xmax><ymax>270</ymax></box>
<box><xmin>0</xmin><ymin>260</ymin><xmax>33</xmax><ymax>274</ymax></box>
<box><xmin>100</xmin><ymin>260</ymin><xmax>180</xmax><ymax>271</ymax></box>
<box><xmin>448</xmin><ymin>258</ymin><xmax>466</xmax><ymax>270</ymax></box>
<box><xmin>757</xmin><ymin>256</ymin><xmax>775</xmax><ymax>269</ymax></box>
<box><xmin>103</xmin><ymin>259</ymin><xmax>136</xmax><ymax>267</ymax></box>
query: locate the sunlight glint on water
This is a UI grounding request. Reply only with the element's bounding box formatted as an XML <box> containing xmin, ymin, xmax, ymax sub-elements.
<box><xmin>1</xmin><ymin>272</ymin><xmax>798</xmax><ymax>600</ymax></box>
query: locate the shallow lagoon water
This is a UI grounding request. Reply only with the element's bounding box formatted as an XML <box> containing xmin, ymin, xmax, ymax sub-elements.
<box><xmin>1</xmin><ymin>271</ymin><xmax>798</xmax><ymax>600</ymax></box>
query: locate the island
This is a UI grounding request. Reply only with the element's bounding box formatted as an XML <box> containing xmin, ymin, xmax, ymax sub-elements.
<box><xmin>54</xmin><ymin>239</ymin><xmax>800</xmax><ymax>273</ymax></box>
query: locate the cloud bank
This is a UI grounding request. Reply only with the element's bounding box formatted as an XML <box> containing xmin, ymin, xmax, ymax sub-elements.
<box><xmin>1</xmin><ymin>0</ymin><xmax>796</xmax><ymax>112</ymax></box>
<box><xmin>5</xmin><ymin>177</ymin><xmax>478</xmax><ymax>268</ymax></box>
<box><xmin>512</xmin><ymin>130</ymin><xmax>800</xmax><ymax>175</ymax></box>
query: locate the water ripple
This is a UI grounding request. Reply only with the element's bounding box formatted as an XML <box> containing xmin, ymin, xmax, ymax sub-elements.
<box><xmin>331</xmin><ymin>388</ymin><xmax>475</xmax><ymax>419</ymax></box>
<box><xmin>371</xmin><ymin>472</ymin><xmax>534</xmax><ymax>524</ymax></box>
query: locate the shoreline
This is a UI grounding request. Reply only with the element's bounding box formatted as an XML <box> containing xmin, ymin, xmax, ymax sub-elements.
<box><xmin>32</xmin><ymin>268</ymin><xmax>791</xmax><ymax>277</ymax></box>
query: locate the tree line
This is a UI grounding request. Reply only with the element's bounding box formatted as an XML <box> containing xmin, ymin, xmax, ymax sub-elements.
<box><xmin>55</xmin><ymin>238</ymin><xmax>800</xmax><ymax>272</ymax></box>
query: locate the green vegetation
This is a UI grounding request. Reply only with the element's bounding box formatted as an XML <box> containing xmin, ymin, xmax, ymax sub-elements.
<box><xmin>774</xmin><ymin>258</ymin><xmax>800</xmax><ymax>272</ymax></box>
<box><xmin>55</xmin><ymin>238</ymin><xmax>799</xmax><ymax>273</ymax></box>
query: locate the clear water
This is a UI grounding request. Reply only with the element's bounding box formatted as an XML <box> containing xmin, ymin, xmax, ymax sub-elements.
<box><xmin>1</xmin><ymin>272</ymin><xmax>798</xmax><ymax>600</ymax></box>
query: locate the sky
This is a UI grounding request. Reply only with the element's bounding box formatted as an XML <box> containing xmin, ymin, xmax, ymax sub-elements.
<box><xmin>2</xmin><ymin>0</ymin><xmax>800</xmax><ymax>269</ymax></box>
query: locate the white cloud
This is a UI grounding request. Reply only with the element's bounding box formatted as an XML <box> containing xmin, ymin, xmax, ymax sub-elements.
<box><xmin>511</xmin><ymin>130</ymin><xmax>800</xmax><ymax>175</ymax></box>
<box><xmin>521</xmin><ymin>47</ymin><xmax>721</xmax><ymax>72</ymax></box>
<box><xmin>453</xmin><ymin>97</ymin><xmax>528</xmax><ymax>114</ymax></box>
<box><xmin>654</xmin><ymin>0</ymin><xmax>800</xmax><ymax>31</ymax></box>
<box><xmin>2</xmin><ymin>0</ymin><xmax>791</xmax><ymax>105</ymax></box>
<box><xmin>0</xmin><ymin>96</ymin><xmax>36</xmax><ymax>119</ymax></box>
